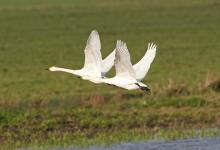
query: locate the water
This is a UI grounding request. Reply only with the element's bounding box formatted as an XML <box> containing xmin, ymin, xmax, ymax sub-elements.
<box><xmin>56</xmin><ymin>137</ymin><xmax>220</xmax><ymax>150</ymax></box>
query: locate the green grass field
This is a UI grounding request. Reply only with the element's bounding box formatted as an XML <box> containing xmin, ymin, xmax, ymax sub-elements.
<box><xmin>0</xmin><ymin>0</ymin><xmax>220</xmax><ymax>149</ymax></box>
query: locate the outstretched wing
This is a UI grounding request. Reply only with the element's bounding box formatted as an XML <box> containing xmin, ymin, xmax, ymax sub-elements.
<box><xmin>83</xmin><ymin>30</ymin><xmax>102</xmax><ymax>77</ymax></box>
<box><xmin>114</xmin><ymin>40</ymin><xmax>136</xmax><ymax>80</ymax></box>
<box><xmin>133</xmin><ymin>43</ymin><xmax>157</xmax><ymax>81</ymax></box>
<box><xmin>101</xmin><ymin>49</ymin><xmax>115</xmax><ymax>76</ymax></box>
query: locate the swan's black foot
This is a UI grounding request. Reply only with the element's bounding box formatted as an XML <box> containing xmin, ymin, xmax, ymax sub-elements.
<box><xmin>135</xmin><ymin>83</ymin><xmax>151</xmax><ymax>93</ymax></box>
<box><xmin>140</xmin><ymin>86</ymin><xmax>151</xmax><ymax>92</ymax></box>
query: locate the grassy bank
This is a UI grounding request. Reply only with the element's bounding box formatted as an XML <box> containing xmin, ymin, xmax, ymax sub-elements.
<box><xmin>0</xmin><ymin>0</ymin><xmax>220</xmax><ymax>149</ymax></box>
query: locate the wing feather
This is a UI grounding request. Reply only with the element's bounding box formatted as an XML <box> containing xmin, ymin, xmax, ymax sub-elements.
<box><xmin>133</xmin><ymin>43</ymin><xmax>157</xmax><ymax>81</ymax></box>
<box><xmin>114</xmin><ymin>40</ymin><xmax>136</xmax><ymax>80</ymax></box>
<box><xmin>101</xmin><ymin>49</ymin><xmax>115</xmax><ymax>76</ymax></box>
<box><xmin>83</xmin><ymin>30</ymin><xmax>102</xmax><ymax>77</ymax></box>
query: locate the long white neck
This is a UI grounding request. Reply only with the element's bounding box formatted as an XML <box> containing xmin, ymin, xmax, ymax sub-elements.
<box><xmin>49</xmin><ymin>66</ymin><xmax>82</xmax><ymax>76</ymax></box>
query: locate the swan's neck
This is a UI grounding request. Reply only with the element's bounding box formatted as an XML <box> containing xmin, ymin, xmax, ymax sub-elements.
<box><xmin>49</xmin><ymin>66</ymin><xmax>82</xmax><ymax>76</ymax></box>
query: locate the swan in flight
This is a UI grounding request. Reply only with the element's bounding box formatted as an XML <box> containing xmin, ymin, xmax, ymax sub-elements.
<box><xmin>101</xmin><ymin>42</ymin><xmax>157</xmax><ymax>81</ymax></box>
<box><xmin>101</xmin><ymin>40</ymin><xmax>151</xmax><ymax>91</ymax></box>
<box><xmin>48</xmin><ymin>30</ymin><xmax>115</xmax><ymax>83</ymax></box>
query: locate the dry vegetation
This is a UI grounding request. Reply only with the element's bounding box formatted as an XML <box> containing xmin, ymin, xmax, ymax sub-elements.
<box><xmin>0</xmin><ymin>74</ymin><xmax>220</xmax><ymax>149</ymax></box>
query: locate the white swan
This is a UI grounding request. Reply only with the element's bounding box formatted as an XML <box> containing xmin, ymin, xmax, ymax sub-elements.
<box><xmin>101</xmin><ymin>40</ymin><xmax>150</xmax><ymax>91</ymax></box>
<box><xmin>48</xmin><ymin>30</ymin><xmax>115</xmax><ymax>83</ymax></box>
<box><xmin>100</xmin><ymin>42</ymin><xmax>157</xmax><ymax>81</ymax></box>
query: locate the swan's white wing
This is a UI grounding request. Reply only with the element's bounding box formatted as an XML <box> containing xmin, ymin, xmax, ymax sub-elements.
<box><xmin>83</xmin><ymin>30</ymin><xmax>102</xmax><ymax>77</ymax></box>
<box><xmin>114</xmin><ymin>40</ymin><xmax>136</xmax><ymax>80</ymax></box>
<box><xmin>133</xmin><ymin>43</ymin><xmax>157</xmax><ymax>81</ymax></box>
<box><xmin>101</xmin><ymin>49</ymin><xmax>115</xmax><ymax>76</ymax></box>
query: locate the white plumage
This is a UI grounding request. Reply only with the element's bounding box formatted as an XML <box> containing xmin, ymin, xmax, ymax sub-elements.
<box><xmin>49</xmin><ymin>30</ymin><xmax>115</xmax><ymax>83</ymax></box>
<box><xmin>101</xmin><ymin>49</ymin><xmax>115</xmax><ymax>76</ymax></box>
<box><xmin>83</xmin><ymin>30</ymin><xmax>102</xmax><ymax>77</ymax></box>
<box><xmin>133</xmin><ymin>43</ymin><xmax>157</xmax><ymax>81</ymax></box>
<box><xmin>49</xmin><ymin>30</ymin><xmax>157</xmax><ymax>91</ymax></box>
<box><xmin>101</xmin><ymin>40</ymin><xmax>150</xmax><ymax>91</ymax></box>
<box><xmin>100</xmin><ymin>42</ymin><xmax>157</xmax><ymax>81</ymax></box>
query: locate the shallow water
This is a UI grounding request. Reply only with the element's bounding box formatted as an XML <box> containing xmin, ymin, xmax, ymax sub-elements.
<box><xmin>56</xmin><ymin>137</ymin><xmax>220</xmax><ymax>150</ymax></box>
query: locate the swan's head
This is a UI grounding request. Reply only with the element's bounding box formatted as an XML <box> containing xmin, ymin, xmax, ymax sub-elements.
<box><xmin>48</xmin><ymin>66</ymin><xmax>58</xmax><ymax>71</ymax></box>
